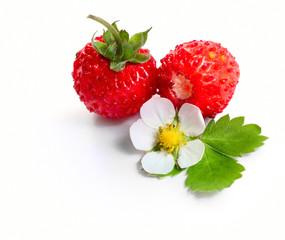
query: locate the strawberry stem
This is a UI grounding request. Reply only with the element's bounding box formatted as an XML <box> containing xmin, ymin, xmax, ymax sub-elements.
<box><xmin>86</xmin><ymin>15</ymin><xmax>151</xmax><ymax>71</ymax></box>
<box><xmin>87</xmin><ymin>15</ymin><xmax>123</xmax><ymax>58</ymax></box>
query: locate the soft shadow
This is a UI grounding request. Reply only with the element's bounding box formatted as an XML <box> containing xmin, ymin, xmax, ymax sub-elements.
<box><xmin>93</xmin><ymin>114</ymin><xmax>129</xmax><ymax>128</ymax></box>
<box><xmin>187</xmin><ymin>189</ymin><xmax>219</xmax><ymax>198</ymax></box>
<box><xmin>64</xmin><ymin>110</ymin><xmax>96</xmax><ymax>127</ymax></box>
<box><xmin>117</xmin><ymin>129</ymin><xmax>139</xmax><ymax>155</ymax></box>
<box><xmin>136</xmin><ymin>161</ymin><xmax>156</xmax><ymax>178</ymax></box>
<box><xmin>92</xmin><ymin>113</ymin><xmax>141</xmax><ymax>154</ymax></box>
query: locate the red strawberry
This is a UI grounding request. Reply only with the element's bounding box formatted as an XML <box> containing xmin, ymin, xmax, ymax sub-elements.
<box><xmin>72</xmin><ymin>15</ymin><xmax>156</xmax><ymax>119</ymax></box>
<box><xmin>157</xmin><ymin>40</ymin><xmax>240</xmax><ymax>118</ymax></box>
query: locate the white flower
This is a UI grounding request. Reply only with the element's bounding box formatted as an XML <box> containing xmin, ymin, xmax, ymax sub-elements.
<box><xmin>130</xmin><ymin>95</ymin><xmax>206</xmax><ymax>175</ymax></box>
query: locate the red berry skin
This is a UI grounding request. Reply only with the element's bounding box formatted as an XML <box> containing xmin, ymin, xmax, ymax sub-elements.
<box><xmin>72</xmin><ymin>36</ymin><xmax>157</xmax><ymax>119</ymax></box>
<box><xmin>157</xmin><ymin>40</ymin><xmax>240</xmax><ymax>118</ymax></box>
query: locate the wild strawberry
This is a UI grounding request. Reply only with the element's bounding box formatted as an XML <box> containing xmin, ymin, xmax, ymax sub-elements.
<box><xmin>157</xmin><ymin>40</ymin><xmax>240</xmax><ymax>118</ymax></box>
<box><xmin>72</xmin><ymin>15</ymin><xmax>156</xmax><ymax>119</ymax></box>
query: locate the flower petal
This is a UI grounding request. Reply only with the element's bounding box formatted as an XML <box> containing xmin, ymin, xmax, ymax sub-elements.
<box><xmin>141</xmin><ymin>151</ymin><xmax>175</xmax><ymax>175</ymax></box>
<box><xmin>130</xmin><ymin>119</ymin><xmax>157</xmax><ymax>151</ymax></box>
<box><xmin>178</xmin><ymin>103</ymin><xmax>205</xmax><ymax>137</ymax></box>
<box><xmin>140</xmin><ymin>95</ymin><xmax>176</xmax><ymax>129</ymax></box>
<box><xmin>178</xmin><ymin>139</ymin><xmax>205</xmax><ymax>168</ymax></box>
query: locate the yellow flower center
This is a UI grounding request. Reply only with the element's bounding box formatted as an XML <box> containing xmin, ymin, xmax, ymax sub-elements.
<box><xmin>155</xmin><ymin>124</ymin><xmax>187</xmax><ymax>154</ymax></box>
<box><xmin>159</xmin><ymin>129</ymin><xmax>181</xmax><ymax>148</ymax></box>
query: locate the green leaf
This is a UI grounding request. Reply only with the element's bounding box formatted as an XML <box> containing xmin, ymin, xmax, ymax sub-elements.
<box><xmin>201</xmin><ymin>115</ymin><xmax>268</xmax><ymax>157</ymax></box>
<box><xmin>186</xmin><ymin>145</ymin><xmax>245</xmax><ymax>192</ymax></box>
<box><xmin>129</xmin><ymin>33</ymin><xmax>143</xmax><ymax>53</ymax></box>
<box><xmin>110</xmin><ymin>60</ymin><xmax>127</xmax><ymax>72</ymax></box>
<box><xmin>119</xmin><ymin>30</ymin><xmax>129</xmax><ymax>42</ymax></box>
<box><xmin>104</xmin><ymin>42</ymin><xmax>117</xmax><ymax>60</ymax></box>
<box><xmin>122</xmin><ymin>43</ymin><xmax>133</xmax><ymax>60</ymax></box>
<box><xmin>111</xmin><ymin>21</ymin><xmax>119</xmax><ymax>31</ymax></box>
<box><xmin>91</xmin><ymin>38</ymin><xmax>108</xmax><ymax>55</ymax></box>
<box><xmin>129</xmin><ymin>28</ymin><xmax>151</xmax><ymax>53</ymax></box>
<box><xmin>103</xmin><ymin>30</ymin><xmax>115</xmax><ymax>45</ymax></box>
<box><xmin>129</xmin><ymin>52</ymin><xmax>150</xmax><ymax>63</ymax></box>
<box><xmin>159</xmin><ymin>167</ymin><xmax>185</xmax><ymax>178</ymax></box>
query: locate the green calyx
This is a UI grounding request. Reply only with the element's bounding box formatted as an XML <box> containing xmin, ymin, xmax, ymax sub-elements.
<box><xmin>87</xmin><ymin>15</ymin><xmax>152</xmax><ymax>72</ymax></box>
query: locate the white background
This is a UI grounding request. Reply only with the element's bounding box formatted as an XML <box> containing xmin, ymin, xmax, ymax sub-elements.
<box><xmin>1</xmin><ymin>0</ymin><xmax>285</xmax><ymax>239</ymax></box>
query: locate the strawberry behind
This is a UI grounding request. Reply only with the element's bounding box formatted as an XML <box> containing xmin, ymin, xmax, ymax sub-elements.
<box><xmin>157</xmin><ymin>40</ymin><xmax>240</xmax><ymax>118</ymax></box>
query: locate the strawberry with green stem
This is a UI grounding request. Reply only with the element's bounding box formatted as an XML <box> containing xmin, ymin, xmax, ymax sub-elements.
<box><xmin>72</xmin><ymin>15</ymin><xmax>156</xmax><ymax>118</ymax></box>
